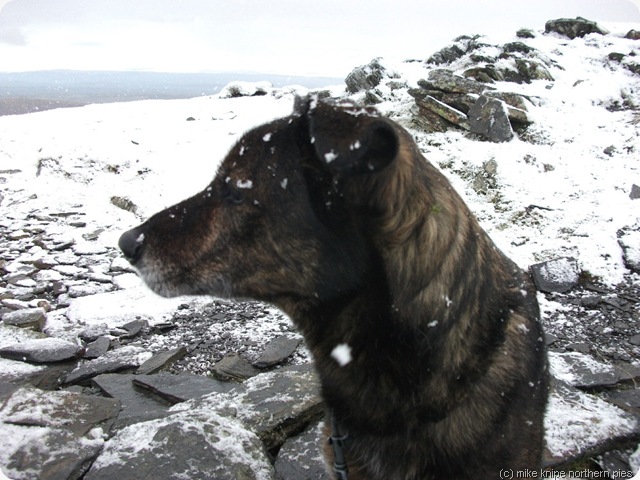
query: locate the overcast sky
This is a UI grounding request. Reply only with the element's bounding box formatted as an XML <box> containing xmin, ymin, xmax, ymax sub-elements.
<box><xmin>1</xmin><ymin>0</ymin><xmax>639</xmax><ymax>77</ymax></box>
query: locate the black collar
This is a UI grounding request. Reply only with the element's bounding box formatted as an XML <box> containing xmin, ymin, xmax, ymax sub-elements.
<box><xmin>328</xmin><ymin>410</ymin><xmax>350</xmax><ymax>480</ymax></box>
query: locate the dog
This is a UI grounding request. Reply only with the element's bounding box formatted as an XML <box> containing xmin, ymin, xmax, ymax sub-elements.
<box><xmin>119</xmin><ymin>96</ymin><xmax>549</xmax><ymax>480</ymax></box>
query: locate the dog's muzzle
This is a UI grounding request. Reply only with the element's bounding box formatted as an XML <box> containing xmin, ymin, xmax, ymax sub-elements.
<box><xmin>118</xmin><ymin>227</ymin><xmax>146</xmax><ymax>264</ymax></box>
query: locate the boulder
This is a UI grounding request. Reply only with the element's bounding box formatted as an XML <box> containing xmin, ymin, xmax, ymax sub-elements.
<box><xmin>543</xmin><ymin>381</ymin><xmax>640</xmax><ymax>468</ymax></box>
<box><xmin>275</xmin><ymin>421</ymin><xmax>329</xmax><ymax>480</ymax></box>
<box><xmin>2</xmin><ymin>307</ymin><xmax>46</xmax><ymax>331</ymax></box>
<box><xmin>415</xmin><ymin>96</ymin><xmax>470</xmax><ymax>130</ymax></box>
<box><xmin>0</xmin><ymin>387</ymin><xmax>120</xmax><ymax>480</ymax></box>
<box><xmin>468</xmin><ymin>96</ymin><xmax>514</xmax><ymax>142</ymax></box>
<box><xmin>617</xmin><ymin>227</ymin><xmax>640</xmax><ymax>273</ymax></box>
<box><xmin>544</xmin><ymin>17</ymin><xmax>608</xmax><ymax>39</ymax></box>
<box><xmin>345</xmin><ymin>58</ymin><xmax>385</xmax><ymax>93</ymax></box>
<box><xmin>0</xmin><ymin>337</ymin><xmax>81</xmax><ymax>363</ymax></box>
<box><xmin>427</xmin><ymin>44</ymin><xmax>466</xmax><ymax>65</ymax></box>
<box><xmin>212</xmin><ymin>352</ymin><xmax>260</xmax><ymax>381</ymax></box>
<box><xmin>419</xmin><ymin>69</ymin><xmax>494</xmax><ymax>95</ymax></box>
<box><xmin>549</xmin><ymin>351</ymin><xmax>621</xmax><ymax>388</ymax></box>
<box><xmin>85</xmin><ymin>409</ymin><xmax>276</xmax><ymax>480</ymax></box>
<box><xmin>530</xmin><ymin>257</ymin><xmax>580</xmax><ymax>293</ymax></box>
<box><xmin>515</xmin><ymin>58</ymin><xmax>555</xmax><ymax>82</ymax></box>
<box><xmin>84</xmin><ymin>336</ymin><xmax>111</xmax><ymax>359</ymax></box>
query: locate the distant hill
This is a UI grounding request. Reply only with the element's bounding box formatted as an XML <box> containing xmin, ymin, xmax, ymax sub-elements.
<box><xmin>0</xmin><ymin>70</ymin><xmax>343</xmax><ymax>115</ymax></box>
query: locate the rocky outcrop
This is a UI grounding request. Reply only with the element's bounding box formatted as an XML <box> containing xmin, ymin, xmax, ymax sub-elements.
<box><xmin>345</xmin><ymin>58</ymin><xmax>387</xmax><ymax>93</ymax></box>
<box><xmin>545</xmin><ymin>17</ymin><xmax>609</xmax><ymax>39</ymax></box>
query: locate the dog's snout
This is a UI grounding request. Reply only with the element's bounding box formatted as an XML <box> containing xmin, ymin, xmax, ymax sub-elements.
<box><xmin>119</xmin><ymin>228</ymin><xmax>146</xmax><ymax>263</ymax></box>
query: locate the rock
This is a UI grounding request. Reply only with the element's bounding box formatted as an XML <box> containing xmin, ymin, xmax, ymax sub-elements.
<box><xmin>63</xmin><ymin>345</ymin><xmax>151</xmax><ymax>385</ymax></box>
<box><xmin>543</xmin><ymin>380</ymin><xmax>640</xmax><ymax>468</ymax></box>
<box><xmin>212</xmin><ymin>352</ymin><xmax>260</xmax><ymax>381</ymax></box>
<box><xmin>419</xmin><ymin>69</ymin><xmax>494</xmax><ymax>95</ymax></box>
<box><xmin>113</xmin><ymin>318</ymin><xmax>148</xmax><ymax>338</ymax></box>
<box><xmin>0</xmin><ymin>337</ymin><xmax>82</xmax><ymax>363</ymax></box>
<box><xmin>2</xmin><ymin>307</ymin><xmax>46</xmax><ymax>331</ymax></box>
<box><xmin>133</xmin><ymin>372</ymin><xmax>235</xmax><ymax>403</ymax></box>
<box><xmin>549</xmin><ymin>351</ymin><xmax>620</xmax><ymax>388</ymax></box>
<box><xmin>345</xmin><ymin>58</ymin><xmax>385</xmax><ymax>93</ymax></box>
<box><xmin>626</xmin><ymin>30</ymin><xmax>640</xmax><ymax>40</ymax></box>
<box><xmin>86</xmin><ymin>409</ymin><xmax>276</xmax><ymax>480</ymax></box>
<box><xmin>545</xmin><ymin>17</ymin><xmax>608</xmax><ymax>39</ymax></box>
<box><xmin>629</xmin><ymin>334</ymin><xmax>640</xmax><ymax>346</ymax></box>
<box><xmin>602</xmin><ymin>388</ymin><xmax>640</xmax><ymax>414</ymax></box>
<box><xmin>415</xmin><ymin>96</ymin><xmax>470</xmax><ymax>131</ymax></box>
<box><xmin>618</xmin><ymin>228</ymin><xmax>640</xmax><ymax>272</ymax></box>
<box><xmin>136</xmin><ymin>346</ymin><xmax>188</xmax><ymax>374</ymax></box>
<box><xmin>515</xmin><ymin>58</ymin><xmax>555</xmax><ymax>82</ymax></box>
<box><xmin>0</xmin><ymin>387</ymin><xmax>119</xmax><ymax>480</ymax></box>
<box><xmin>84</xmin><ymin>336</ymin><xmax>111</xmax><ymax>359</ymax></box>
<box><xmin>503</xmin><ymin>41</ymin><xmax>536</xmax><ymax>55</ymax></box>
<box><xmin>413</xmin><ymin>103</ymin><xmax>453</xmax><ymax>133</ymax></box>
<box><xmin>275</xmin><ymin>421</ymin><xmax>328</xmax><ymax>480</ymax></box>
<box><xmin>194</xmin><ymin>364</ymin><xmax>324</xmax><ymax>450</ymax></box>
<box><xmin>468</xmin><ymin>95</ymin><xmax>514</xmax><ymax>142</ymax></box>
<box><xmin>427</xmin><ymin>44</ymin><xmax>466</xmax><ymax>65</ymax></box>
<box><xmin>92</xmin><ymin>373</ymin><xmax>171</xmax><ymax>428</ymax></box>
<box><xmin>218</xmin><ymin>81</ymin><xmax>271</xmax><ymax>98</ymax></box>
<box><xmin>599</xmin><ymin>451</ymin><xmax>635</xmax><ymax>479</ymax></box>
<box><xmin>78</xmin><ymin>323</ymin><xmax>110</xmax><ymax>342</ymax></box>
<box><xmin>253</xmin><ymin>335</ymin><xmax>302</xmax><ymax>368</ymax></box>
<box><xmin>516</xmin><ymin>28</ymin><xmax>536</xmax><ymax>39</ymax></box>
<box><xmin>110</xmin><ymin>195</ymin><xmax>138</xmax><ymax>215</ymax></box>
<box><xmin>629</xmin><ymin>184</ymin><xmax>640</xmax><ymax>199</ymax></box>
<box><xmin>530</xmin><ymin>257</ymin><xmax>580</xmax><ymax>293</ymax></box>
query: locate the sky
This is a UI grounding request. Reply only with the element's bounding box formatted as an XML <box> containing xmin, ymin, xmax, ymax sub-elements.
<box><xmin>0</xmin><ymin>0</ymin><xmax>639</xmax><ymax>77</ymax></box>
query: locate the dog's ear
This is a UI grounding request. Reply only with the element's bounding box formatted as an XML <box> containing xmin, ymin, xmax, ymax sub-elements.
<box><xmin>299</xmin><ymin>96</ymin><xmax>399</xmax><ymax>176</ymax></box>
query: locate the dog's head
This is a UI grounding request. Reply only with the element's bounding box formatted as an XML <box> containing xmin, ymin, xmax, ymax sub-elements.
<box><xmin>118</xmin><ymin>96</ymin><xmax>399</xmax><ymax>308</ymax></box>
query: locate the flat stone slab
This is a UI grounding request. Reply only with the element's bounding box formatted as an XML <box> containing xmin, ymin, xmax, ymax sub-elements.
<box><xmin>530</xmin><ymin>257</ymin><xmax>580</xmax><ymax>293</ymax></box>
<box><xmin>63</xmin><ymin>345</ymin><xmax>152</xmax><ymax>385</ymax></box>
<box><xmin>0</xmin><ymin>387</ymin><xmax>119</xmax><ymax>480</ymax></box>
<box><xmin>0</xmin><ymin>337</ymin><xmax>81</xmax><ymax>363</ymax></box>
<box><xmin>2</xmin><ymin>307</ymin><xmax>46</xmax><ymax>331</ymax></box>
<box><xmin>191</xmin><ymin>363</ymin><xmax>323</xmax><ymax>450</ymax></box>
<box><xmin>543</xmin><ymin>381</ymin><xmax>640</xmax><ymax>468</ymax></box>
<box><xmin>133</xmin><ymin>372</ymin><xmax>235</xmax><ymax>403</ymax></box>
<box><xmin>549</xmin><ymin>351</ymin><xmax>621</xmax><ymax>388</ymax></box>
<box><xmin>275</xmin><ymin>421</ymin><xmax>329</xmax><ymax>480</ymax></box>
<box><xmin>93</xmin><ymin>373</ymin><xmax>170</xmax><ymax>429</ymax></box>
<box><xmin>84</xmin><ymin>336</ymin><xmax>111</xmax><ymax>359</ymax></box>
<box><xmin>253</xmin><ymin>335</ymin><xmax>301</xmax><ymax>368</ymax></box>
<box><xmin>136</xmin><ymin>346</ymin><xmax>188</xmax><ymax>374</ymax></box>
<box><xmin>85</xmin><ymin>409</ymin><xmax>276</xmax><ymax>480</ymax></box>
<box><xmin>212</xmin><ymin>352</ymin><xmax>260</xmax><ymax>381</ymax></box>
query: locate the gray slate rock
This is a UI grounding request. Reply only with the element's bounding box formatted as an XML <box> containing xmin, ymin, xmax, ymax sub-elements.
<box><xmin>133</xmin><ymin>372</ymin><xmax>235</xmax><ymax>403</ymax></box>
<box><xmin>543</xmin><ymin>380</ymin><xmax>640</xmax><ymax>468</ymax></box>
<box><xmin>0</xmin><ymin>387</ymin><xmax>120</xmax><ymax>480</ymax></box>
<box><xmin>530</xmin><ymin>257</ymin><xmax>580</xmax><ymax>293</ymax></box>
<box><xmin>415</xmin><ymin>96</ymin><xmax>470</xmax><ymax>131</ymax></box>
<box><xmin>275</xmin><ymin>421</ymin><xmax>329</xmax><ymax>480</ymax></box>
<box><xmin>549</xmin><ymin>351</ymin><xmax>621</xmax><ymax>388</ymax></box>
<box><xmin>419</xmin><ymin>69</ymin><xmax>494</xmax><ymax>95</ymax></box>
<box><xmin>545</xmin><ymin>17</ymin><xmax>608</xmax><ymax>39</ymax></box>
<box><xmin>85</xmin><ymin>409</ymin><xmax>276</xmax><ymax>480</ymax></box>
<box><xmin>253</xmin><ymin>335</ymin><xmax>301</xmax><ymax>368</ymax></box>
<box><xmin>345</xmin><ymin>58</ymin><xmax>385</xmax><ymax>93</ymax></box>
<box><xmin>136</xmin><ymin>346</ymin><xmax>188</xmax><ymax>374</ymax></box>
<box><xmin>468</xmin><ymin>95</ymin><xmax>514</xmax><ymax>142</ymax></box>
<box><xmin>618</xmin><ymin>227</ymin><xmax>640</xmax><ymax>273</ymax></box>
<box><xmin>212</xmin><ymin>352</ymin><xmax>260</xmax><ymax>381</ymax></box>
<box><xmin>63</xmin><ymin>346</ymin><xmax>149</xmax><ymax>385</ymax></box>
<box><xmin>0</xmin><ymin>337</ymin><xmax>81</xmax><ymax>363</ymax></box>
<box><xmin>2</xmin><ymin>307</ymin><xmax>46</xmax><ymax>331</ymax></box>
<box><xmin>84</xmin><ymin>336</ymin><xmax>111</xmax><ymax>359</ymax></box>
<box><xmin>630</xmin><ymin>184</ymin><xmax>640</xmax><ymax>199</ymax></box>
<box><xmin>195</xmin><ymin>363</ymin><xmax>323</xmax><ymax>450</ymax></box>
<box><xmin>92</xmin><ymin>373</ymin><xmax>170</xmax><ymax>428</ymax></box>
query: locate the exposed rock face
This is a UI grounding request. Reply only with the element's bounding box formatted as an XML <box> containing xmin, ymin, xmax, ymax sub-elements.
<box><xmin>345</xmin><ymin>58</ymin><xmax>386</xmax><ymax>93</ymax></box>
<box><xmin>545</xmin><ymin>17</ymin><xmax>609</xmax><ymax>39</ymax></box>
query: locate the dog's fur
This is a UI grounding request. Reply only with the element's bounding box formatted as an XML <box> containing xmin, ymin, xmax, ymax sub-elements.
<box><xmin>119</xmin><ymin>96</ymin><xmax>549</xmax><ymax>480</ymax></box>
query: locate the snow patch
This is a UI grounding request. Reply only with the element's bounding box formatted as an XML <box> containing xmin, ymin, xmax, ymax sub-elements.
<box><xmin>263</xmin><ymin>133</ymin><xmax>272</xmax><ymax>142</ymax></box>
<box><xmin>236</xmin><ymin>179</ymin><xmax>253</xmax><ymax>189</ymax></box>
<box><xmin>324</xmin><ymin>150</ymin><xmax>339</xmax><ymax>163</ymax></box>
<box><xmin>331</xmin><ymin>343</ymin><xmax>352</xmax><ymax>367</ymax></box>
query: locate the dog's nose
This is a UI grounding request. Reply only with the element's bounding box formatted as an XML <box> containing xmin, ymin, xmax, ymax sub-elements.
<box><xmin>118</xmin><ymin>227</ymin><xmax>146</xmax><ymax>263</ymax></box>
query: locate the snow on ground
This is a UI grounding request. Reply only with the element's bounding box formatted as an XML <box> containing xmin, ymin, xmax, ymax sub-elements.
<box><xmin>1</xmin><ymin>20</ymin><xmax>640</xmax><ymax>473</ymax></box>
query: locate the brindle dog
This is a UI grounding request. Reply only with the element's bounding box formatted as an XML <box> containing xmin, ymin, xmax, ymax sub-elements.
<box><xmin>119</xmin><ymin>96</ymin><xmax>548</xmax><ymax>480</ymax></box>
